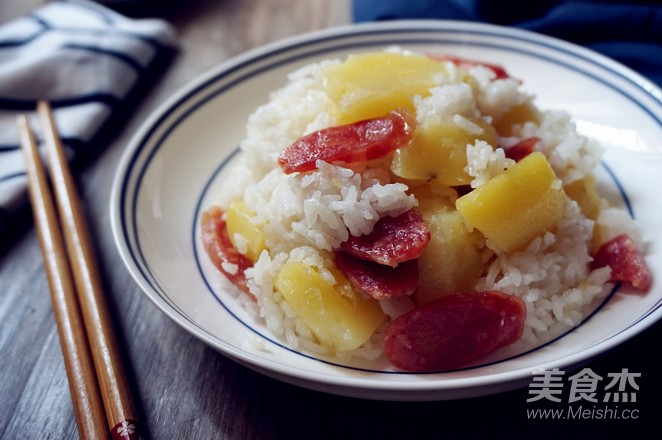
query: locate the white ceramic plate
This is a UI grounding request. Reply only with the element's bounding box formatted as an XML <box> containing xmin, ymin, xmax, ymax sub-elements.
<box><xmin>111</xmin><ymin>20</ymin><xmax>662</xmax><ymax>401</ymax></box>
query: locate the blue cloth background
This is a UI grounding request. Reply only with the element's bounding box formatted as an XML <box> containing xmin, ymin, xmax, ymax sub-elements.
<box><xmin>353</xmin><ymin>0</ymin><xmax>662</xmax><ymax>88</ymax></box>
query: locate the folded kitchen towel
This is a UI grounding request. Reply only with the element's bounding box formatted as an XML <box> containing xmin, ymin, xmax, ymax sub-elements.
<box><xmin>352</xmin><ymin>0</ymin><xmax>662</xmax><ymax>88</ymax></box>
<box><xmin>0</xmin><ymin>0</ymin><xmax>176</xmax><ymax>239</ymax></box>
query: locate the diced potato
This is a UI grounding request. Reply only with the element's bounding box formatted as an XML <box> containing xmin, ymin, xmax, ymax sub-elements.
<box><xmin>390</xmin><ymin>116</ymin><xmax>497</xmax><ymax>186</ymax></box>
<box><xmin>273</xmin><ymin>262</ymin><xmax>385</xmax><ymax>352</ymax></box>
<box><xmin>563</xmin><ymin>175</ymin><xmax>607</xmax><ymax>250</ymax></box>
<box><xmin>414</xmin><ymin>207</ymin><xmax>485</xmax><ymax>306</ymax></box>
<box><xmin>410</xmin><ymin>184</ymin><xmax>457</xmax><ymax>214</ymax></box>
<box><xmin>493</xmin><ymin>101</ymin><xmax>541</xmax><ymax>136</ymax></box>
<box><xmin>456</xmin><ymin>152</ymin><xmax>567</xmax><ymax>253</ymax></box>
<box><xmin>563</xmin><ymin>175</ymin><xmax>601</xmax><ymax>220</ymax></box>
<box><xmin>226</xmin><ymin>199</ymin><xmax>266</xmax><ymax>262</ymax></box>
<box><xmin>323</xmin><ymin>52</ymin><xmax>448</xmax><ymax>123</ymax></box>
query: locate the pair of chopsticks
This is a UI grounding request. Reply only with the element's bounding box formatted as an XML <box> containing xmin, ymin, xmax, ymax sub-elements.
<box><xmin>17</xmin><ymin>102</ymin><xmax>142</xmax><ymax>440</ymax></box>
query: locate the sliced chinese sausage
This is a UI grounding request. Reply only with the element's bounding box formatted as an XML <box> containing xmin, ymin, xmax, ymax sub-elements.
<box><xmin>277</xmin><ymin>108</ymin><xmax>416</xmax><ymax>174</ymax></box>
<box><xmin>384</xmin><ymin>291</ymin><xmax>526</xmax><ymax>372</ymax></box>
<box><xmin>503</xmin><ymin>137</ymin><xmax>540</xmax><ymax>162</ymax></box>
<box><xmin>427</xmin><ymin>54</ymin><xmax>511</xmax><ymax>80</ymax></box>
<box><xmin>201</xmin><ymin>207</ymin><xmax>254</xmax><ymax>298</ymax></box>
<box><xmin>335</xmin><ymin>251</ymin><xmax>418</xmax><ymax>300</ymax></box>
<box><xmin>340</xmin><ymin>210</ymin><xmax>430</xmax><ymax>267</ymax></box>
<box><xmin>591</xmin><ymin>233</ymin><xmax>652</xmax><ymax>292</ymax></box>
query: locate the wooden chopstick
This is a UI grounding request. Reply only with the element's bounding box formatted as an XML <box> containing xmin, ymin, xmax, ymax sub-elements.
<box><xmin>17</xmin><ymin>114</ymin><xmax>109</xmax><ymax>439</ymax></box>
<box><xmin>18</xmin><ymin>102</ymin><xmax>143</xmax><ymax>440</ymax></box>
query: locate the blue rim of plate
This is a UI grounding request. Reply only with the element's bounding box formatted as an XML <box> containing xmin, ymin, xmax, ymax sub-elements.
<box><xmin>116</xmin><ymin>21</ymin><xmax>662</xmax><ymax>379</ymax></box>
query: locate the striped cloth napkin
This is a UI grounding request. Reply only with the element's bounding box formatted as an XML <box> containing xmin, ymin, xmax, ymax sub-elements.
<box><xmin>0</xmin><ymin>0</ymin><xmax>176</xmax><ymax>238</ymax></box>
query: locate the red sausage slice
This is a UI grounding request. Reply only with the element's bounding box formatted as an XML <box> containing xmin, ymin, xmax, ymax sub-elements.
<box><xmin>340</xmin><ymin>210</ymin><xmax>430</xmax><ymax>267</ymax></box>
<box><xmin>201</xmin><ymin>207</ymin><xmax>253</xmax><ymax>298</ymax></box>
<box><xmin>503</xmin><ymin>137</ymin><xmax>540</xmax><ymax>162</ymax></box>
<box><xmin>384</xmin><ymin>291</ymin><xmax>526</xmax><ymax>372</ymax></box>
<box><xmin>335</xmin><ymin>251</ymin><xmax>418</xmax><ymax>300</ymax></box>
<box><xmin>428</xmin><ymin>54</ymin><xmax>511</xmax><ymax>80</ymax></box>
<box><xmin>591</xmin><ymin>233</ymin><xmax>652</xmax><ymax>292</ymax></box>
<box><xmin>278</xmin><ymin>109</ymin><xmax>415</xmax><ymax>174</ymax></box>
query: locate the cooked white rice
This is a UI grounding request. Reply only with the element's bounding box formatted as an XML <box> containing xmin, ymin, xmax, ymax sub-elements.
<box><xmin>212</xmin><ymin>49</ymin><xmax>639</xmax><ymax>360</ymax></box>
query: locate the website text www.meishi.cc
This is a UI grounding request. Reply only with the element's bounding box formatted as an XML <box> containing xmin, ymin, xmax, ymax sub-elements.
<box><xmin>527</xmin><ymin>405</ymin><xmax>640</xmax><ymax>420</ymax></box>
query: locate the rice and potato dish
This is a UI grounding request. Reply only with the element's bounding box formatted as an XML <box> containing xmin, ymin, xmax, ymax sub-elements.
<box><xmin>201</xmin><ymin>48</ymin><xmax>652</xmax><ymax>371</ymax></box>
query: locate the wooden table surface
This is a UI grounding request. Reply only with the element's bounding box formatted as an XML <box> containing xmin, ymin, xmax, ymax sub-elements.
<box><xmin>1</xmin><ymin>1</ymin><xmax>659</xmax><ymax>439</ymax></box>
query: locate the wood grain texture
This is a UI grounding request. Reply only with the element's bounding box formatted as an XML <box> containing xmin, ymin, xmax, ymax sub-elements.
<box><xmin>0</xmin><ymin>1</ymin><xmax>659</xmax><ymax>439</ymax></box>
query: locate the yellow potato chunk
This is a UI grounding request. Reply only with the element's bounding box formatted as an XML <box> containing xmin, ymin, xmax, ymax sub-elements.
<box><xmin>493</xmin><ymin>101</ymin><xmax>541</xmax><ymax>136</ymax></box>
<box><xmin>564</xmin><ymin>175</ymin><xmax>605</xmax><ymax>250</ymax></box>
<box><xmin>410</xmin><ymin>184</ymin><xmax>457</xmax><ymax>213</ymax></box>
<box><xmin>323</xmin><ymin>52</ymin><xmax>448</xmax><ymax>123</ymax></box>
<box><xmin>563</xmin><ymin>175</ymin><xmax>601</xmax><ymax>220</ymax></box>
<box><xmin>273</xmin><ymin>262</ymin><xmax>385</xmax><ymax>352</ymax></box>
<box><xmin>226</xmin><ymin>199</ymin><xmax>266</xmax><ymax>262</ymax></box>
<box><xmin>456</xmin><ymin>152</ymin><xmax>567</xmax><ymax>253</ymax></box>
<box><xmin>414</xmin><ymin>205</ymin><xmax>485</xmax><ymax>305</ymax></box>
<box><xmin>390</xmin><ymin>116</ymin><xmax>497</xmax><ymax>186</ymax></box>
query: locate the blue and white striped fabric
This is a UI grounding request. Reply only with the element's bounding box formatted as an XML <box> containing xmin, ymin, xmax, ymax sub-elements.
<box><xmin>0</xmin><ymin>0</ymin><xmax>176</xmax><ymax>236</ymax></box>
